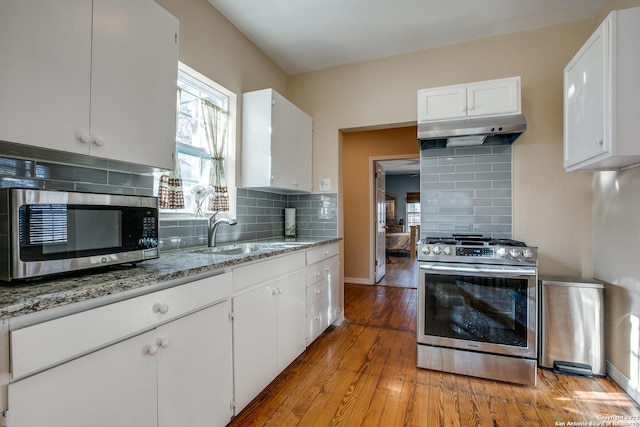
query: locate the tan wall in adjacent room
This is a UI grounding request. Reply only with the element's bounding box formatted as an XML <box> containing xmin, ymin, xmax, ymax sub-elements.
<box><xmin>343</xmin><ymin>127</ymin><xmax>419</xmax><ymax>282</ymax></box>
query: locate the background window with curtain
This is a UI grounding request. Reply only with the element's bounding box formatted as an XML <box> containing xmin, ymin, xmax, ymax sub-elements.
<box><xmin>158</xmin><ymin>65</ymin><xmax>232</xmax><ymax>216</ymax></box>
<box><xmin>406</xmin><ymin>192</ymin><xmax>421</xmax><ymax>228</ymax></box>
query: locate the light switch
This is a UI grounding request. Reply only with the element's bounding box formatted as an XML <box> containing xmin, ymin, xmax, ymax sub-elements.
<box><xmin>319</xmin><ymin>178</ymin><xmax>331</xmax><ymax>191</ymax></box>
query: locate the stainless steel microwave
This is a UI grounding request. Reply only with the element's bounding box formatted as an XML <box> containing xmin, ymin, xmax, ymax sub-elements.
<box><xmin>0</xmin><ymin>189</ymin><xmax>159</xmax><ymax>281</ymax></box>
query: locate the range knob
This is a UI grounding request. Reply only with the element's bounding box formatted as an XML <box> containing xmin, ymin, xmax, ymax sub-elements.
<box><xmin>496</xmin><ymin>247</ymin><xmax>507</xmax><ymax>257</ymax></box>
<box><xmin>421</xmin><ymin>245</ymin><xmax>430</xmax><ymax>255</ymax></box>
<box><xmin>443</xmin><ymin>246</ymin><xmax>453</xmax><ymax>255</ymax></box>
<box><xmin>432</xmin><ymin>245</ymin><xmax>442</xmax><ymax>255</ymax></box>
<box><xmin>509</xmin><ymin>248</ymin><xmax>521</xmax><ymax>258</ymax></box>
<box><xmin>522</xmin><ymin>248</ymin><xmax>534</xmax><ymax>259</ymax></box>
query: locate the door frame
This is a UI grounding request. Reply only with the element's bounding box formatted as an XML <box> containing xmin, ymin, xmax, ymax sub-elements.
<box><xmin>368</xmin><ymin>154</ymin><xmax>420</xmax><ymax>285</ymax></box>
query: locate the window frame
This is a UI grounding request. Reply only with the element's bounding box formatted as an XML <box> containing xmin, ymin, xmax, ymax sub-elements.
<box><xmin>158</xmin><ymin>62</ymin><xmax>237</xmax><ymax>220</ymax></box>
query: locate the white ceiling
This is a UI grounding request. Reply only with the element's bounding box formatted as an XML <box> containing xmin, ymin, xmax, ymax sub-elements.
<box><xmin>208</xmin><ymin>0</ymin><xmax>604</xmax><ymax>74</ymax></box>
<box><xmin>378</xmin><ymin>158</ymin><xmax>420</xmax><ymax>175</ymax></box>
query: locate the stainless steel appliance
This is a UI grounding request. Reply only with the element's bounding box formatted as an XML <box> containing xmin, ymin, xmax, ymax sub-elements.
<box><xmin>539</xmin><ymin>276</ymin><xmax>605</xmax><ymax>377</ymax></box>
<box><xmin>417</xmin><ymin>234</ymin><xmax>538</xmax><ymax>385</ymax></box>
<box><xmin>0</xmin><ymin>189</ymin><xmax>159</xmax><ymax>281</ymax></box>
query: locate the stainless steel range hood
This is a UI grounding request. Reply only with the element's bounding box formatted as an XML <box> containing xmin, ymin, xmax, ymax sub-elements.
<box><xmin>418</xmin><ymin>113</ymin><xmax>526</xmax><ymax>150</ymax></box>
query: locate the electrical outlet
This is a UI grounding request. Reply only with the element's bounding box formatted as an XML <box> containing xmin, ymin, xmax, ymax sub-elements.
<box><xmin>319</xmin><ymin>178</ymin><xmax>331</xmax><ymax>191</ymax></box>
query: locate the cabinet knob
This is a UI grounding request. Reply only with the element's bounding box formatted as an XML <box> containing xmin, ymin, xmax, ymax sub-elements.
<box><xmin>92</xmin><ymin>136</ymin><xmax>104</xmax><ymax>146</ymax></box>
<box><xmin>74</xmin><ymin>131</ymin><xmax>92</xmax><ymax>144</ymax></box>
<box><xmin>315</xmin><ymin>289</ymin><xmax>321</xmax><ymax>295</ymax></box>
<box><xmin>144</xmin><ymin>344</ymin><xmax>158</xmax><ymax>356</ymax></box>
<box><xmin>153</xmin><ymin>303</ymin><xmax>169</xmax><ymax>314</ymax></box>
<box><xmin>272</xmin><ymin>288</ymin><xmax>277</xmax><ymax>296</ymax></box>
<box><xmin>156</xmin><ymin>337</ymin><xmax>170</xmax><ymax>349</ymax></box>
<box><xmin>596</xmin><ymin>138</ymin><xmax>604</xmax><ymax>146</ymax></box>
<box><xmin>315</xmin><ymin>271</ymin><xmax>321</xmax><ymax>278</ymax></box>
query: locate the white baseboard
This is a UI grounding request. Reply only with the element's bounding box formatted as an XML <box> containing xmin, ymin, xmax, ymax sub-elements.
<box><xmin>607</xmin><ymin>360</ymin><xmax>640</xmax><ymax>405</ymax></box>
<box><xmin>344</xmin><ymin>277</ymin><xmax>373</xmax><ymax>285</ymax></box>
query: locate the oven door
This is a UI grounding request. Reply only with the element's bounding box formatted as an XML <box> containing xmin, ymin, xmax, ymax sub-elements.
<box><xmin>418</xmin><ymin>262</ymin><xmax>537</xmax><ymax>359</ymax></box>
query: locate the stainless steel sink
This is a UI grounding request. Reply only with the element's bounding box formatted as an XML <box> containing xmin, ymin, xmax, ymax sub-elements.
<box><xmin>187</xmin><ymin>241</ymin><xmax>312</xmax><ymax>256</ymax></box>
<box><xmin>188</xmin><ymin>243</ymin><xmax>264</xmax><ymax>256</ymax></box>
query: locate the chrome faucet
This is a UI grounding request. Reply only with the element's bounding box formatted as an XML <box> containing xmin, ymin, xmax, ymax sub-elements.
<box><xmin>208</xmin><ymin>210</ymin><xmax>238</xmax><ymax>247</ymax></box>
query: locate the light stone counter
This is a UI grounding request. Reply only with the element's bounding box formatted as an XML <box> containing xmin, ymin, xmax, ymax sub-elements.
<box><xmin>0</xmin><ymin>238</ymin><xmax>340</xmax><ymax>320</ymax></box>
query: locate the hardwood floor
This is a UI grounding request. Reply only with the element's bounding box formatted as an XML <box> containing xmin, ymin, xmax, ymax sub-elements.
<box><xmin>378</xmin><ymin>255</ymin><xmax>417</xmax><ymax>288</ymax></box>
<box><xmin>228</xmin><ymin>283</ymin><xmax>640</xmax><ymax>426</ymax></box>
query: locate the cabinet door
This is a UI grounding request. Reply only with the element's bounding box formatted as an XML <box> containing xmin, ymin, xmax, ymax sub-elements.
<box><xmin>564</xmin><ymin>20</ymin><xmax>609</xmax><ymax>169</ymax></box>
<box><xmin>467</xmin><ymin>78</ymin><xmax>520</xmax><ymax>117</ymax></box>
<box><xmin>327</xmin><ymin>256</ymin><xmax>341</xmax><ymax>324</ymax></box>
<box><xmin>232</xmin><ymin>282</ymin><xmax>278</xmax><ymax>412</ymax></box>
<box><xmin>90</xmin><ymin>0</ymin><xmax>178</xmax><ymax>169</ymax></box>
<box><xmin>0</xmin><ymin>0</ymin><xmax>92</xmax><ymax>154</ymax></box>
<box><xmin>276</xmin><ymin>271</ymin><xmax>307</xmax><ymax>371</ymax></box>
<box><xmin>8</xmin><ymin>331</ymin><xmax>157</xmax><ymax>427</ymax></box>
<box><xmin>271</xmin><ymin>91</ymin><xmax>312</xmax><ymax>191</ymax></box>
<box><xmin>158</xmin><ymin>301</ymin><xmax>233</xmax><ymax>427</ymax></box>
<box><xmin>417</xmin><ymin>85</ymin><xmax>467</xmax><ymax>122</ymax></box>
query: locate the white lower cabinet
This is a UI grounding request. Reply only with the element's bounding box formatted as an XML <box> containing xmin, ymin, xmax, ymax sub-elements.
<box><xmin>232</xmin><ymin>265</ymin><xmax>306</xmax><ymax>413</ymax></box>
<box><xmin>7</xmin><ymin>273</ymin><xmax>234</xmax><ymax>427</ymax></box>
<box><xmin>9</xmin><ymin>329</ymin><xmax>158</xmax><ymax>427</ymax></box>
<box><xmin>306</xmin><ymin>243</ymin><xmax>340</xmax><ymax>345</ymax></box>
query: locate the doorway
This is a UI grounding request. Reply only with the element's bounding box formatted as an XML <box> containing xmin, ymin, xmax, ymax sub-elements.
<box><xmin>374</xmin><ymin>157</ymin><xmax>420</xmax><ymax>288</ymax></box>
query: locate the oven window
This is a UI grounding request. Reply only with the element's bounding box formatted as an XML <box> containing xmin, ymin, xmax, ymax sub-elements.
<box><xmin>423</xmin><ymin>274</ymin><xmax>529</xmax><ymax>347</ymax></box>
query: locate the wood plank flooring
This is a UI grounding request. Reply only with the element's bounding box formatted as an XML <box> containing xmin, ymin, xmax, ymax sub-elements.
<box><xmin>228</xmin><ymin>283</ymin><xmax>640</xmax><ymax>426</ymax></box>
<box><xmin>378</xmin><ymin>255</ymin><xmax>417</xmax><ymax>288</ymax></box>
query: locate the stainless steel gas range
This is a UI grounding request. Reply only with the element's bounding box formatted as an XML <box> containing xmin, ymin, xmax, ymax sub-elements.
<box><xmin>416</xmin><ymin>234</ymin><xmax>538</xmax><ymax>386</ymax></box>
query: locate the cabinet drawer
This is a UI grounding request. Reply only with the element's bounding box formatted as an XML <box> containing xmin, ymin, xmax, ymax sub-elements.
<box><xmin>233</xmin><ymin>252</ymin><xmax>305</xmax><ymax>292</ymax></box>
<box><xmin>307</xmin><ymin>300</ymin><xmax>330</xmax><ymax>344</ymax></box>
<box><xmin>306</xmin><ymin>261</ymin><xmax>328</xmax><ymax>286</ymax></box>
<box><xmin>11</xmin><ymin>272</ymin><xmax>232</xmax><ymax>379</ymax></box>
<box><xmin>306</xmin><ymin>280</ymin><xmax>329</xmax><ymax>308</ymax></box>
<box><xmin>306</xmin><ymin>243</ymin><xmax>339</xmax><ymax>265</ymax></box>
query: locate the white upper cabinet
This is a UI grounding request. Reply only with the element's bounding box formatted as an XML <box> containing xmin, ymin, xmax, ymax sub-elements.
<box><xmin>564</xmin><ymin>7</ymin><xmax>640</xmax><ymax>172</ymax></box>
<box><xmin>418</xmin><ymin>77</ymin><xmax>520</xmax><ymax>122</ymax></box>
<box><xmin>242</xmin><ymin>88</ymin><xmax>313</xmax><ymax>192</ymax></box>
<box><xmin>0</xmin><ymin>0</ymin><xmax>179</xmax><ymax>170</ymax></box>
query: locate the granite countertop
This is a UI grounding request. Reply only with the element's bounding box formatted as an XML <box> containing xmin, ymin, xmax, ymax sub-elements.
<box><xmin>0</xmin><ymin>237</ymin><xmax>341</xmax><ymax>321</ymax></box>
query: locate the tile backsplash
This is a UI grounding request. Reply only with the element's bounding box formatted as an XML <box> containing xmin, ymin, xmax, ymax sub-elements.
<box><xmin>420</xmin><ymin>145</ymin><xmax>512</xmax><ymax>239</ymax></box>
<box><xmin>0</xmin><ymin>154</ymin><xmax>338</xmax><ymax>250</ymax></box>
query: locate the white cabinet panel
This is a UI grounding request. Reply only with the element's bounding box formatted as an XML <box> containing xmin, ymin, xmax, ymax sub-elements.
<box><xmin>418</xmin><ymin>77</ymin><xmax>520</xmax><ymax>122</ymax></box>
<box><xmin>276</xmin><ymin>270</ymin><xmax>307</xmax><ymax>371</ymax></box>
<box><xmin>0</xmin><ymin>0</ymin><xmax>92</xmax><ymax>154</ymax></box>
<box><xmin>417</xmin><ymin>85</ymin><xmax>467</xmax><ymax>121</ymax></box>
<box><xmin>158</xmin><ymin>302</ymin><xmax>233</xmax><ymax>427</ymax></box>
<box><xmin>90</xmin><ymin>0</ymin><xmax>178</xmax><ymax>169</ymax></box>
<box><xmin>232</xmin><ymin>281</ymin><xmax>279</xmax><ymax>411</ymax></box>
<box><xmin>242</xmin><ymin>88</ymin><xmax>312</xmax><ymax>192</ymax></box>
<box><xmin>564</xmin><ymin>7</ymin><xmax>640</xmax><ymax>171</ymax></box>
<box><xmin>9</xmin><ymin>330</ymin><xmax>158</xmax><ymax>427</ymax></box>
<box><xmin>0</xmin><ymin>0</ymin><xmax>178</xmax><ymax>169</ymax></box>
<box><xmin>467</xmin><ymin>79</ymin><xmax>520</xmax><ymax>118</ymax></box>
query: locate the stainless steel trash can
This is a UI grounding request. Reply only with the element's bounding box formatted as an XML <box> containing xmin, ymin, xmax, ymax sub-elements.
<box><xmin>539</xmin><ymin>276</ymin><xmax>605</xmax><ymax>377</ymax></box>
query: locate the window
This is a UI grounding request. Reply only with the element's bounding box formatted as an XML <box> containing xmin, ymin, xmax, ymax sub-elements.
<box><xmin>158</xmin><ymin>63</ymin><xmax>236</xmax><ymax>217</ymax></box>
<box><xmin>406</xmin><ymin>192</ymin><xmax>420</xmax><ymax>228</ymax></box>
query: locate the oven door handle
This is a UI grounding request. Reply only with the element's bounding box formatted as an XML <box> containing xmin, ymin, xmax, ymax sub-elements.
<box><xmin>475</xmin><ymin>266</ymin><xmax>537</xmax><ymax>276</ymax></box>
<box><xmin>420</xmin><ymin>263</ymin><xmax>536</xmax><ymax>276</ymax></box>
<box><xmin>419</xmin><ymin>264</ymin><xmax>480</xmax><ymax>274</ymax></box>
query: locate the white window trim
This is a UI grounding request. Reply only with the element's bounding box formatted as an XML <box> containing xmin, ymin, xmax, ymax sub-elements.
<box><xmin>159</xmin><ymin>62</ymin><xmax>237</xmax><ymax>221</ymax></box>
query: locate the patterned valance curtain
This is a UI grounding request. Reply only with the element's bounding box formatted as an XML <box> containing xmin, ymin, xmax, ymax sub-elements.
<box><xmin>158</xmin><ymin>88</ymin><xmax>185</xmax><ymax>209</ymax></box>
<box><xmin>201</xmin><ymin>99</ymin><xmax>229</xmax><ymax>211</ymax></box>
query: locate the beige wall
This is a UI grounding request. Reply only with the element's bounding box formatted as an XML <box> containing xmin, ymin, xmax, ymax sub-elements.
<box><xmin>342</xmin><ymin>127</ymin><xmax>419</xmax><ymax>281</ymax></box>
<box><xmin>290</xmin><ymin>21</ymin><xmax>595</xmax><ymax>282</ymax></box>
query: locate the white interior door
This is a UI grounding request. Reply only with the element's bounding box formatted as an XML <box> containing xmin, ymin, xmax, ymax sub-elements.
<box><xmin>375</xmin><ymin>162</ymin><xmax>386</xmax><ymax>283</ymax></box>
